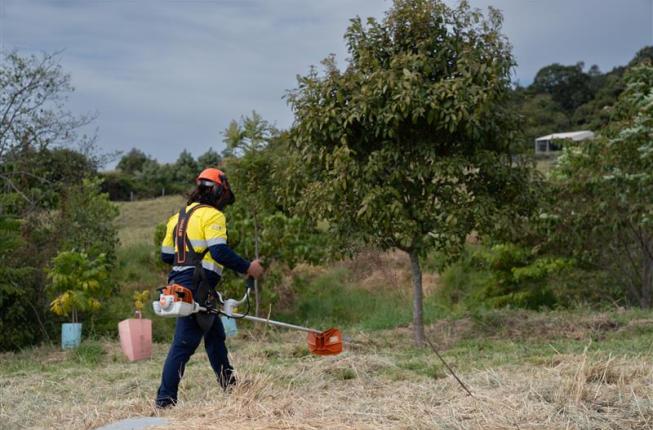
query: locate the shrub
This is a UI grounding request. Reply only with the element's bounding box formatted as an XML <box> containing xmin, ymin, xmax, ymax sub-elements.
<box><xmin>0</xmin><ymin>216</ymin><xmax>41</xmax><ymax>350</ymax></box>
<box><xmin>56</xmin><ymin>178</ymin><xmax>120</xmax><ymax>260</ymax></box>
<box><xmin>47</xmin><ymin>251</ymin><xmax>111</xmax><ymax>323</ymax></box>
<box><xmin>439</xmin><ymin>244</ymin><xmax>571</xmax><ymax>310</ymax></box>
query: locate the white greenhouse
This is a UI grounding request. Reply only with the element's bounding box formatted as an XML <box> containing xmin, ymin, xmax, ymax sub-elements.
<box><xmin>534</xmin><ymin>130</ymin><xmax>595</xmax><ymax>155</ymax></box>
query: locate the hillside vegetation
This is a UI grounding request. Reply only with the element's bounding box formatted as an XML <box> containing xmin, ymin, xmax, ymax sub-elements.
<box><xmin>2</xmin><ymin>196</ymin><xmax>653</xmax><ymax>429</ymax></box>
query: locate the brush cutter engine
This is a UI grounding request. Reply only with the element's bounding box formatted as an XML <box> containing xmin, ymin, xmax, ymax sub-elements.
<box><xmin>152</xmin><ymin>282</ymin><xmax>250</xmax><ymax>319</ymax></box>
<box><xmin>152</xmin><ymin>284</ymin><xmax>203</xmax><ymax>317</ymax></box>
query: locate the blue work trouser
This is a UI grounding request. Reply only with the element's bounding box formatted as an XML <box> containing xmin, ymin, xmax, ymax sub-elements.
<box><xmin>156</xmin><ymin>312</ymin><xmax>233</xmax><ymax>406</ymax></box>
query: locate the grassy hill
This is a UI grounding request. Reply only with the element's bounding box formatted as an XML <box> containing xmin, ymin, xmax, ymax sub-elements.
<box><xmin>114</xmin><ymin>195</ymin><xmax>185</xmax><ymax>247</ymax></box>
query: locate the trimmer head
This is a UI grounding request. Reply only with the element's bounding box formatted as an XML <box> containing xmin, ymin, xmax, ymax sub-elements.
<box><xmin>307</xmin><ymin>328</ymin><xmax>343</xmax><ymax>356</ymax></box>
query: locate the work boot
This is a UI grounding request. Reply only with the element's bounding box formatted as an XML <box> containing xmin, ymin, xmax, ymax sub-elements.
<box><xmin>217</xmin><ymin>367</ymin><xmax>237</xmax><ymax>391</ymax></box>
<box><xmin>154</xmin><ymin>397</ymin><xmax>176</xmax><ymax>409</ymax></box>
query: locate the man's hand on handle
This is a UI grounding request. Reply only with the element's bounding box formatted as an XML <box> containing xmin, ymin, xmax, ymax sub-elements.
<box><xmin>247</xmin><ymin>259</ymin><xmax>265</xmax><ymax>279</ymax></box>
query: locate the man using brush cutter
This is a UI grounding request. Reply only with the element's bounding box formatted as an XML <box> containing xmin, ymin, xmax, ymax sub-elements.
<box><xmin>155</xmin><ymin>167</ymin><xmax>264</xmax><ymax>409</ymax></box>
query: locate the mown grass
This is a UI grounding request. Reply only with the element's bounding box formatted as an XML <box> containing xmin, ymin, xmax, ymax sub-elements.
<box><xmin>32</xmin><ymin>196</ymin><xmax>646</xmax><ymax>428</ymax></box>
<box><xmin>2</xmin><ymin>310</ymin><xmax>652</xmax><ymax>429</ymax></box>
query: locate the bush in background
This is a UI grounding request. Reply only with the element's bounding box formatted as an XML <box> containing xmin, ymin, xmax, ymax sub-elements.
<box><xmin>438</xmin><ymin>244</ymin><xmax>572</xmax><ymax>310</ymax></box>
<box><xmin>0</xmin><ymin>216</ymin><xmax>41</xmax><ymax>350</ymax></box>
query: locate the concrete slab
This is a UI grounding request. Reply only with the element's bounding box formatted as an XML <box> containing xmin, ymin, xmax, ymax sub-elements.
<box><xmin>94</xmin><ymin>417</ymin><xmax>170</xmax><ymax>430</ymax></box>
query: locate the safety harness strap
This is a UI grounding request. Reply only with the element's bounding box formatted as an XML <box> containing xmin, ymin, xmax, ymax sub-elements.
<box><xmin>173</xmin><ymin>205</ymin><xmax>210</xmax><ymax>266</ymax></box>
<box><xmin>173</xmin><ymin>205</ymin><xmax>213</xmax><ymax>306</ymax></box>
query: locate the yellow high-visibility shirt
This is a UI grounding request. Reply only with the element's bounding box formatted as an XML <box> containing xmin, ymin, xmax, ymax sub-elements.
<box><xmin>161</xmin><ymin>203</ymin><xmax>228</xmax><ymax>276</ymax></box>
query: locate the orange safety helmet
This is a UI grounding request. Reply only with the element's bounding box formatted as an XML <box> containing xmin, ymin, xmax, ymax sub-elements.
<box><xmin>196</xmin><ymin>168</ymin><xmax>225</xmax><ymax>186</ymax></box>
<box><xmin>196</xmin><ymin>168</ymin><xmax>235</xmax><ymax>209</ymax></box>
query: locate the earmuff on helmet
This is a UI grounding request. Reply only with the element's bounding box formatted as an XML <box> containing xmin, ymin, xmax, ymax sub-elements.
<box><xmin>196</xmin><ymin>168</ymin><xmax>235</xmax><ymax>210</ymax></box>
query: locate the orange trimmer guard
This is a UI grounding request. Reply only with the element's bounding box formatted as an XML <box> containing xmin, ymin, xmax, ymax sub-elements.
<box><xmin>307</xmin><ymin>328</ymin><xmax>343</xmax><ymax>356</ymax></box>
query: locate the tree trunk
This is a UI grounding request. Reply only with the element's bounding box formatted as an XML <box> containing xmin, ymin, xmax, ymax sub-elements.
<box><xmin>408</xmin><ymin>249</ymin><xmax>425</xmax><ymax>347</ymax></box>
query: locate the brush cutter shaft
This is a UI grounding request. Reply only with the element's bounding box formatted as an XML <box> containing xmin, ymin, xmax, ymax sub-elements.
<box><xmin>229</xmin><ymin>312</ymin><xmax>321</xmax><ymax>334</ymax></box>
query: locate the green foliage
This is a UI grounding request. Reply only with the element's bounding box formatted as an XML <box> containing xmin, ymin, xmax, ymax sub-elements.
<box><xmin>99</xmin><ymin>171</ymin><xmax>139</xmax><ymax>201</ymax></box>
<box><xmin>0</xmin><ymin>52</ymin><xmax>125</xmax><ymax>350</ymax></box>
<box><xmin>105</xmin><ymin>149</ymin><xmax>199</xmax><ymax>201</ymax></box>
<box><xmin>541</xmin><ymin>63</ymin><xmax>653</xmax><ymax>307</ymax></box>
<box><xmin>477</xmin><ymin>244</ymin><xmax>567</xmax><ymax>309</ymax></box>
<box><xmin>57</xmin><ymin>178</ymin><xmax>120</xmax><ymax>260</ymax></box>
<box><xmin>117</xmin><ymin>148</ymin><xmax>152</xmax><ymax>174</ymax></box>
<box><xmin>47</xmin><ymin>251</ymin><xmax>111</xmax><ymax>323</ymax></box>
<box><xmin>0</xmin><ymin>216</ymin><xmax>41</xmax><ymax>350</ymax></box>
<box><xmin>1</xmin><ymin>147</ymin><xmax>99</xmax><ymax>213</ymax></box>
<box><xmin>220</xmin><ymin>112</ymin><xmax>333</xmax><ymax>313</ymax></box>
<box><xmin>92</xmin><ymin>235</ymin><xmax>171</xmax><ymax>340</ymax></box>
<box><xmin>114</xmin><ymin>242</ymin><xmax>165</xmax><ymax>286</ymax></box>
<box><xmin>173</xmin><ymin>149</ymin><xmax>199</xmax><ymax>184</ymax></box>
<box><xmin>514</xmin><ymin>46</ymin><xmax>651</xmax><ymax>150</ymax></box>
<box><xmin>223</xmin><ymin>111</ymin><xmax>277</xmax><ymax>156</ymax></box>
<box><xmin>439</xmin><ymin>244</ymin><xmax>571</xmax><ymax>310</ymax></box>
<box><xmin>133</xmin><ymin>290</ymin><xmax>150</xmax><ymax>313</ymax></box>
<box><xmin>197</xmin><ymin>148</ymin><xmax>222</xmax><ymax>169</ymax></box>
<box><xmin>531</xmin><ymin>62</ymin><xmax>594</xmax><ymax>112</ymax></box>
<box><xmin>285</xmin><ymin>0</ymin><xmax>523</xmax><ymax>256</ymax></box>
<box><xmin>278</xmin><ymin>268</ymin><xmax>448</xmax><ymax>330</ymax></box>
<box><xmin>514</xmin><ymin>92</ymin><xmax>570</xmax><ymax>148</ymax></box>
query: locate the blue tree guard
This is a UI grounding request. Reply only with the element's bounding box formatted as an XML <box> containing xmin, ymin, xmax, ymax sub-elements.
<box><xmin>220</xmin><ymin>316</ymin><xmax>238</xmax><ymax>337</ymax></box>
<box><xmin>61</xmin><ymin>323</ymin><xmax>82</xmax><ymax>349</ymax></box>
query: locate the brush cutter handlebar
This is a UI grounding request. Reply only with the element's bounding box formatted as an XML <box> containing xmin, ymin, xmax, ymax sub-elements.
<box><xmin>213</xmin><ymin>277</ymin><xmax>253</xmax><ymax>318</ymax></box>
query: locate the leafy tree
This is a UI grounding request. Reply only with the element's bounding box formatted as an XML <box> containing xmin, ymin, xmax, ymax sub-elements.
<box><xmin>513</xmin><ymin>48</ymin><xmax>651</xmax><ymax>151</ymax></box>
<box><xmin>531</xmin><ymin>62</ymin><xmax>594</xmax><ymax>112</ymax></box>
<box><xmin>47</xmin><ymin>251</ymin><xmax>110</xmax><ymax>323</ymax></box>
<box><xmin>570</xmin><ymin>71</ymin><xmax>625</xmax><ymax>130</ymax></box>
<box><xmin>197</xmin><ymin>148</ymin><xmax>222</xmax><ymax>169</ymax></box>
<box><xmin>137</xmin><ymin>159</ymin><xmax>183</xmax><ymax>197</ymax></box>
<box><xmin>284</xmin><ymin>0</ymin><xmax>527</xmax><ymax>345</ymax></box>
<box><xmin>99</xmin><ymin>171</ymin><xmax>139</xmax><ymax>201</ymax></box>
<box><xmin>1</xmin><ymin>147</ymin><xmax>98</xmax><ymax>212</ymax></box>
<box><xmin>222</xmin><ymin>114</ymin><xmax>329</xmax><ymax>315</ymax></box>
<box><xmin>0</xmin><ymin>216</ymin><xmax>41</xmax><ymax>350</ymax></box>
<box><xmin>173</xmin><ymin>149</ymin><xmax>198</xmax><ymax>184</ymax></box>
<box><xmin>117</xmin><ymin>148</ymin><xmax>152</xmax><ymax>174</ymax></box>
<box><xmin>223</xmin><ymin>111</ymin><xmax>277</xmax><ymax>157</ymax></box>
<box><xmin>629</xmin><ymin>46</ymin><xmax>653</xmax><ymax>67</ymax></box>
<box><xmin>515</xmin><ymin>92</ymin><xmax>570</xmax><ymax>148</ymax></box>
<box><xmin>56</xmin><ymin>178</ymin><xmax>120</xmax><ymax>260</ymax></box>
<box><xmin>0</xmin><ymin>51</ymin><xmax>94</xmax><ymax>198</ymax></box>
<box><xmin>545</xmin><ymin>63</ymin><xmax>653</xmax><ymax>307</ymax></box>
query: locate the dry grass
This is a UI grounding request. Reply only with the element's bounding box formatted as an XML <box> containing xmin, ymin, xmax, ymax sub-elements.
<box><xmin>333</xmin><ymin>249</ymin><xmax>440</xmax><ymax>295</ymax></box>
<box><xmin>114</xmin><ymin>195</ymin><xmax>185</xmax><ymax>247</ymax></box>
<box><xmin>2</xmin><ymin>325</ymin><xmax>652</xmax><ymax>430</ymax></box>
<box><xmin>17</xmin><ymin>198</ymin><xmax>647</xmax><ymax>429</ymax></box>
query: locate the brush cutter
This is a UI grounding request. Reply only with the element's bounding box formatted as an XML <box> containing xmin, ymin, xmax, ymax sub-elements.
<box><xmin>153</xmin><ymin>278</ymin><xmax>342</xmax><ymax>356</ymax></box>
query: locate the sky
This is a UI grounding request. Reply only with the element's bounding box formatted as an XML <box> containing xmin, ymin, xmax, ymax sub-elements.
<box><xmin>1</xmin><ymin>0</ymin><xmax>651</xmax><ymax>166</ymax></box>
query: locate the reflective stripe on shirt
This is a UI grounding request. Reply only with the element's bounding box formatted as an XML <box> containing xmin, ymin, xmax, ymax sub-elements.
<box><xmin>171</xmin><ymin>263</ymin><xmax>223</xmax><ymax>276</ymax></box>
